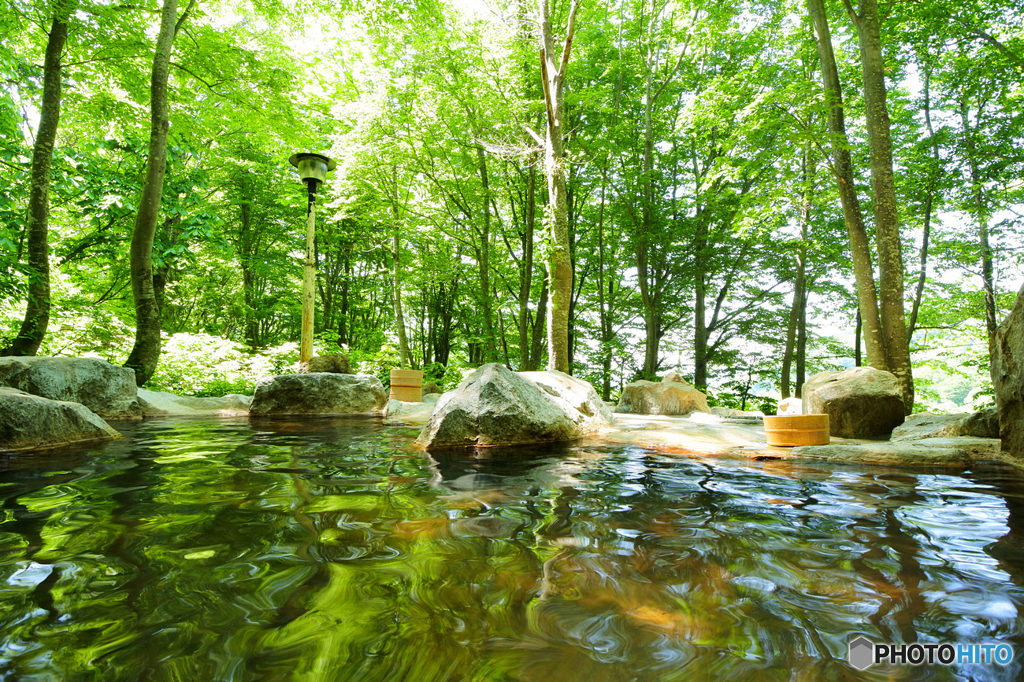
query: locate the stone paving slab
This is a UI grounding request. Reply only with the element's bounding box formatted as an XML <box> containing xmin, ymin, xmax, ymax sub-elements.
<box><xmin>388</xmin><ymin>402</ymin><xmax>1007</xmax><ymax>468</ymax></box>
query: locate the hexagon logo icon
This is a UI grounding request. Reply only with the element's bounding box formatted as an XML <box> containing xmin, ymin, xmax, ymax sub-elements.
<box><xmin>849</xmin><ymin>636</ymin><xmax>875</xmax><ymax>670</ymax></box>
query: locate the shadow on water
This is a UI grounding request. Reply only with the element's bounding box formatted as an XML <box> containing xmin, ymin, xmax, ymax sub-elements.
<box><xmin>0</xmin><ymin>419</ymin><xmax>1022</xmax><ymax>681</ymax></box>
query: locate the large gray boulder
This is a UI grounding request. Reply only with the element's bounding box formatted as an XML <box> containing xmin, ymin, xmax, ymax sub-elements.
<box><xmin>891</xmin><ymin>408</ymin><xmax>999</xmax><ymax>442</ymax></box>
<box><xmin>416</xmin><ymin>364</ymin><xmax>612</xmax><ymax>449</ymax></box>
<box><xmin>518</xmin><ymin>370</ymin><xmax>615</xmax><ymax>427</ymax></box>
<box><xmin>0</xmin><ymin>387</ymin><xmax>122</xmax><ymax>451</ymax></box>
<box><xmin>0</xmin><ymin>356</ymin><xmax>141</xmax><ymax>419</ymax></box>
<box><xmin>615</xmin><ymin>374</ymin><xmax>711</xmax><ymax>416</ymax></box>
<box><xmin>300</xmin><ymin>354</ymin><xmax>352</xmax><ymax>374</ymax></box>
<box><xmin>802</xmin><ymin>367</ymin><xmax>905</xmax><ymax>438</ymax></box>
<box><xmin>993</xmin><ymin>284</ymin><xmax>1024</xmax><ymax>466</ymax></box>
<box><xmin>249</xmin><ymin>373</ymin><xmax>386</xmax><ymax>415</ymax></box>
<box><xmin>137</xmin><ymin>388</ymin><xmax>251</xmax><ymax>416</ymax></box>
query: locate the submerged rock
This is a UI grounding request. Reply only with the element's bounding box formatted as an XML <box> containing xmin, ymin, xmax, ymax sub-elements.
<box><xmin>790</xmin><ymin>442</ymin><xmax>972</xmax><ymax>468</ymax></box>
<box><xmin>891</xmin><ymin>409</ymin><xmax>999</xmax><ymax>441</ymax></box>
<box><xmin>137</xmin><ymin>388</ymin><xmax>251</xmax><ymax>416</ymax></box>
<box><xmin>249</xmin><ymin>373</ymin><xmax>386</xmax><ymax>416</ymax></box>
<box><xmin>416</xmin><ymin>364</ymin><xmax>612</xmax><ymax>449</ymax></box>
<box><xmin>900</xmin><ymin>436</ymin><xmax>1000</xmax><ymax>460</ymax></box>
<box><xmin>615</xmin><ymin>377</ymin><xmax>711</xmax><ymax>416</ymax></box>
<box><xmin>993</xmin><ymin>284</ymin><xmax>1024</xmax><ymax>467</ymax></box>
<box><xmin>384</xmin><ymin>398</ymin><xmax>435</xmax><ymax>424</ymax></box>
<box><xmin>0</xmin><ymin>387</ymin><xmax>121</xmax><ymax>451</ymax></box>
<box><xmin>802</xmin><ymin>367</ymin><xmax>904</xmax><ymax>438</ymax></box>
<box><xmin>0</xmin><ymin>356</ymin><xmax>141</xmax><ymax>420</ymax></box>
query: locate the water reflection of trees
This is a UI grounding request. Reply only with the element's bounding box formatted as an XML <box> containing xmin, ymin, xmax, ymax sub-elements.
<box><xmin>0</xmin><ymin>423</ymin><xmax>1022</xmax><ymax>680</ymax></box>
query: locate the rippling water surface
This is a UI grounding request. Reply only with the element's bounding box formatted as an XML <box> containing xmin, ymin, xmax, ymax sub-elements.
<box><xmin>1</xmin><ymin>416</ymin><xmax>1023</xmax><ymax>681</ymax></box>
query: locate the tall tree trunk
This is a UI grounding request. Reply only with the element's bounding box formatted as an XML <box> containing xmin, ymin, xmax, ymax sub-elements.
<box><xmin>125</xmin><ymin>0</ymin><xmax>194</xmax><ymax>386</ymax></box>
<box><xmin>538</xmin><ymin>0</ymin><xmax>580</xmax><ymax>373</ymax></box>
<box><xmin>474</xmin><ymin>146</ymin><xmax>499</xmax><ymax>363</ymax></box>
<box><xmin>908</xmin><ymin>59</ymin><xmax>939</xmax><ymax>338</ymax></box>
<box><xmin>637</xmin><ymin>0</ymin><xmax>662</xmax><ymax>377</ymax></box>
<box><xmin>807</xmin><ymin>0</ymin><xmax>886</xmax><ymax>372</ymax></box>
<box><xmin>959</xmin><ymin>101</ymin><xmax>998</xmax><ymax>360</ymax></box>
<box><xmin>693</xmin><ymin>271</ymin><xmax>708</xmax><ymax>389</ymax></box>
<box><xmin>338</xmin><ymin>246</ymin><xmax>351</xmax><ymax>345</ymax></box>
<box><xmin>4</xmin><ymin>10</ymin><xmax>69</xmax><ymax>356</ymax></box>
<box><xmin>782</xmin><ymin>142</ymin><xmax>813</xmax><ymax>398</ymax></box>
<box><xmin>237</xmin><ymin>198</ymin><xmax>261</xmax><ymax>349</ymax></box>
<box><xmin>796</xmin><ymin>288</ymin><xmax>808</xmax><ymax>397</ymax></box>
<box><xmin>855</xmin><ymin>308</ymin><xmax>863</xmax><ymax>366</ymax></box>
<box><xmin>518</xmin><ymin>161</ymin><xmax>536</xmax><ymax>369</ymax></box>
<box><xmin>392</xmin><ymin>223</ymin><xmax>411</xmax><ymax>369</ymax></box>
<box><xmin>529</xmin><ymin>270</ymin><xmax>549</xmax><ymax>371</ymax></box>
<box><xmin>596</xmin><ymin>167</ymin><xmax>613</xmax><ymax>400</ymax></box>
<box><xmin>846</xmin><ymin>0</ymin><xmax>914</xmax><ymax>412</ymax></box>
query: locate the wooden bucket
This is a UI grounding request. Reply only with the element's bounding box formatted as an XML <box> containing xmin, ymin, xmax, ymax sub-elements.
<box><xmin>764</xmin><ymin>414</ymin><xmax>830</xmax><ymax>447</ymax></box>
<box><xmin>389</xmin><ymin>369</ymin><xmax>423</xmax><ymax>403</ymax></box>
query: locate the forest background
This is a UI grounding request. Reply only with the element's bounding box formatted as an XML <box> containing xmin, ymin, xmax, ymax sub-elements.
<box><xmin>0</xmin><ymin>0</ymin><xmax>1021</xmax><ymax>414</ymax></box>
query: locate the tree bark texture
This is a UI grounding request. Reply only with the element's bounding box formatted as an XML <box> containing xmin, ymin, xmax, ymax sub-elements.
<box><xmin>782</xmin><ymin>142</ymin><xmax>812</xmax><ymax>398</ymax></box>
<box><xmin>539</xmin><ymin>0</ymin><xmax>580</xmax><ymax>374</ymax></box>
<box><xmin>518</xmin><ymin>161</ymin><xmax>536</xmax><ymax>369</ymax></box>
<box><xmin>125</xmin><ymin>0</ymin><xmax>192</xmax><ymax>386</ymax></box>
<box><xmin>908</xmin><ymin>61</ymin><xmax>940</xmax><ymax>338</ymax></box>
<box><xmin>796</xmin><ymin>288</ymin><xmax>808</xmax><ymax>396</ymax></box>
<box><xmin>694</xmin><ymin>271</ymin><xmax>707</xmax><ymax>388</ymax></box>
<box><xmin>849</xmin><ymin>0</ymin><xmax>914</xmax><ymax>412</ymax></box>
<box><xmin>529</xmin><ymin>270</ymin><xmax>549</xmax><ymax>371</ymax></box>
<box><xmin>807</xmin><ymin>0</ymin><xmax>887</xmax><ymax>373</ymax></box>
<box><xmin>5</xmin><ymin>11</ymin><xmax>69</xmax><ymax>356</ymax></box>
<box><xmin>959</xmin><ymin>100</ymin><xmax>999</xmax><ymax>362</ymax></box>
<box><xmin>393</xmin><ymin>221</ymin><xmax>411</xmax><ymax>369</ymax></box>
<box><xmin>474</xmin><ymin>145</ymin><xmax>499</xmax><ymax>363</ymax></box>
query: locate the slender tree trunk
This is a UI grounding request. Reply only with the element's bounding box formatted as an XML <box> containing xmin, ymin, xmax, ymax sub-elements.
<box><xmin>4</xmin><ymin>10</ymin><xmax>69</xmax><ymax>356</ymax></box>
<box><xmin>518</xmin><ymin>161</ymin><xmax>536</xmax><ymax>369</ymax></box>
<box><xmin>807</xmin><ymin>0</ymin><xmax>886</xmax><ymax>372</ymax></box>
<box><xmin>338</xmin><ymin>247</ymin><xmax>350</xmax><ymax>345</ymax></box>
<box><xmin>474</xmin><ymin>146</ymin><xmax>499</xmax><ymax>363</ymax></box>
<box><xmin>855</xmin><ymin>308</ymin><xmax>863</xmax><ymax>366</ymax></box>
<box><xmin>529</xmin><ymin>269</ymin><xmax>549</xmax><ymax>371</ymax></box>
<box><xmin>637</xmin><ymin>4</ymin><xmax>660</xmax><ymax>377</ymax></box>
<box><xmin>125</xmin><ymin>0</ymin><xmax>194</xmax><ymax>386</ymax></box>
<box><xmin>796</xmin><ymin>288</ymin><xmax>808</xmax><ymax>396</ymax></box>
<box><xmin>908</xmin><ymin>60</ymin><xmax>940</xmax><ymax>338</ymax></box>
<box><xmin>782</xmin><ymin>142</ymin><xmax>813</xmax><ymax>398</ymax></box>
<box><xmin>691</xmin><ymin>142</ymin><xmax>710</xmax><ymax>388</ymax></box>
<box><xmin>847</xmin><ymin>0</ymin><xmax>914</xmax><ymax>412</ymax></box>
<box><xmin>694</xmin><ymin>271</ymin><xmax>707</xmax><ymax>389</ymax></box>
<box><xmin>959</xmin><ymin>101</ymin><xmax>998</xmax><ymax>359</ymax></box>
<box><xmin>596</xmin><ymin>167</ymin><xmax>613</xmax><ymax>400</ymax></box>
<box><xmin>538</xmin><ymin>0</ymin><xmax>580</xmax><ymax>373</ymax></box>
<box><xmin>393</xmin><ymin>223</ymin><xmax>411</xmax><ymax>369</ymax></box>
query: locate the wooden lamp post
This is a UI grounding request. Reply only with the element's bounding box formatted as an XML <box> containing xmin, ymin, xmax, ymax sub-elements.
<box><xmin>289</xmin><ymin>152</ymin><xmax>336</xmax><ymax>365</ymax></box>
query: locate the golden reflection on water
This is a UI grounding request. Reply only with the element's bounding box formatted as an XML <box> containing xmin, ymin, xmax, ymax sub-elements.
<box><xmin>0</xmin><ymin>416</ymin><xmax>1021</xmax><ymax>681</ymax></box>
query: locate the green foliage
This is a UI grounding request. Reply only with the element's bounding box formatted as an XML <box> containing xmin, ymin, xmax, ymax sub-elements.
<box><xmin>0</xmin><ymin>0</ymin><xmax>1018</xmax><ymax>409</ymax></box>
<box><xmin>147</xmin><ymin>333</ymin><xmax>299</xmax><ymax>397</ymax></box>
<box><xmin>349</xmin><ymin>343</ymin><xmax>402</xmax><ymax>387</ymax></box>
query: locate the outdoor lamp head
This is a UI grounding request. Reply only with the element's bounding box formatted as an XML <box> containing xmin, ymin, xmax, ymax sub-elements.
<box><xmin>289</xmin><ymin>152</ymin><xmax>336</xmax><ymax>185</ymax></box>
